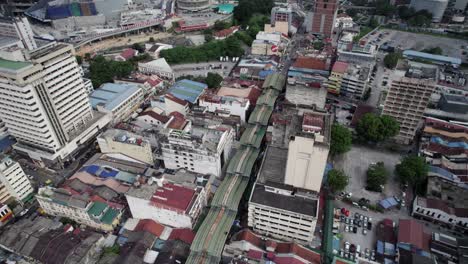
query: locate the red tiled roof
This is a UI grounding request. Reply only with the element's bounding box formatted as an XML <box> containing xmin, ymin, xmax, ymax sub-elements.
<box><xmin>134</xmin><ymin>219</ymin><xmax>165</xmax><ymax>237</ymax></box>
<box><xmin>120</xmin><ymin>48</ymin><xmax>137</xmax><ymax>60</ymax></box>
<box><xmin>303</xmin><ymin>113</ymin><xmax>324</xmax><ymax>131</ymax></box>
<box><xmin>167</xmin><ymin>111</ymin><xmax>187</xmax><ymax>130</ymax></box>
<box><xmin>214</xmin><ymin>26</ymin><xmax>240</xmax><ymax>38</ymax></box>
<box><xmin>235</xmin><ymin>229</ymin><xmax>263</xmax><ymax>248</ymax></box>
<box><xmin>150</xmin><ymin>183</ymin><xmax>196</xmax><ymax>213</ymax></box>
<box><xmin>275</xmin><ymin>257</ymin><xmax>307</xmax><ymax>264</ymax></box>
<box><xmin>398</xmin><ymin>219</ymin><xmax>425</xmax><ymax>249</ymax></box>
<box><xmin>168</xmin><ymin>228</ymin><xmax>196</xmax><ymax>244</ymax></box>
<box><xmin>166</xmin><ymin>93</ymin><xmax>189</xmax><ymax>106</ymax></box>
<box><xmin>293</xmin><ymin>56</ymin><xmax>328</xmax><ymax>71</ymax></box>
<box><xmin>276</xmin><ymin>243</ymin><xmax>321</xmax><ymax>263</ymax></box>
<box><xmin>247</xmin><ymin>249</ymin><xmax>263</xmax><ymax>260</ymax></box>
<box><xmin>140</xmin><ymin>111</ymin><xmax>170</xmax><ymax>123</ymax></box>
<box><xmin>332</xmin><ymin>61</ymin><xmax>349</xmax><ymax>74</ymax></box>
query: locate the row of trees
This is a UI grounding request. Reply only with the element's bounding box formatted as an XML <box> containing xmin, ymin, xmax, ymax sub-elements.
<box><xmin>328</xmin><ymin>155</ymin><xmax>429</xmax><ymax>196</ymax></box>
<box><xmin>160</xmin><ymin>36</ymin><xmax>243</xmax><ymax>64</ymax></box>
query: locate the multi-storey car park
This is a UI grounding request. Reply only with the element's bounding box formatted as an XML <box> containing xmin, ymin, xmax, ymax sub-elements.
<box><xmin>186</xmin><ymin>73</ymin><xmax>285</xmax><ymax>263</ymax></box>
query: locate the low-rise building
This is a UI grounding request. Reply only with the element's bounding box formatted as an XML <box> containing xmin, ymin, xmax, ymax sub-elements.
<box><xmin>167</xmin><ymin>79</ymin><xmax>207</xmax><ymax>104</ymax></box>
<box><xmin>138</xmin><ymin>58</ymin><xmax>175</xmax><ymax>81</ymax></box>
<box><xmin>145</xmin><ymin>43</ymin><xmax>173</xmax><ymax>58</ymax></box>
<box><xmin>199</xmin><ymin>90</ymin><xmax>251</xmax><ymax>123</ymax></box>
<box><xmin>161</xmin><ymin>126</ymin><xmax>234</xmax><ymax>177</ymax></box>
<box><xmin>397</xmin><ymin>219</ymin><xmax>431</xmax><ymax>258</ymax></box>
<box><xmin>412</xmin><ymin>196</ymin><xmax>468</xmax><ymax>233</ymax></box>
<box><xmin>90</xmin><ymin>83</ymin><xmax>144</xmax><ymax>123</ymax></box>
<box><xmin>36</xmin><ymin>186</ymin><xmax>123</xmax><ymax>232</ymax></box>
<box><xmin>328</xmin><ymin>61</ymin><xmax>371</xmax><ymax>99</ymax></box>
<box><xmin>335</xmin><ymin>14</ymin><xmax>354</xmax><ymax>28</ymax></box>
<box><xmin>97</xmin><ymin>129</ymin><xmax>155</xmax><ymax>165</ymax></box>
<box><xmin>251</xmin><ymin>39</ymin><xmax>280</xmax><ymax>56</ymax></box>
<box><xmin>136</xmin><ymin>110</ymin><xmax>171</xmax><ymax>128</ymax></box>
<box><xmin>223</xmin><ymin>229</ymin><xmax>322</xmax><ymax>263</ymax></box>
<box><xmin>286</xmin><ymin>81</ymin><xmax>328</xmax><ymax>110</ymax></box>
<box><xmin>0</xmin><ymin>203</ymin><xmax>13</xmax><ymax>226</ymax></box>
<box><xmin>232</xmin><ymin>57</ymin><xmax>279</xmax><ymax>80</ymax></box>
<box><xmin>288</xmin><ymin>54</ymin><xmax>331</xmax><ymax>86</ymax></box>
<box><xmin>115</xmin><ymin>73</ymin><xmax>165</xmax><ymax>95</ymax></box>
<box><xmin>338</xmin><ymin>43</ymin><xmax>377</xmax><ymax>64</ymax></box>
<box><xmin>125</xmin><ymin>181</ymin><xmax>205</xmax><ymax>229</ymax></box>
<box><xmin>165</xmin><ymin>93</ymin><xmax>190</xmax><ymax>116</ymax></box>
<box><xmin>115</xmin><ymin>48</ymin><xmax>138</xmax><ymax>61</ymax></box>
<box><xmin>0</xmin><ymin>155</ymin><xmax>33</xmax><ymax>204</ymax></box>
<box><xmin>213</xmin><ymin>26</ymin><xmax>240</xmax><ymax>40</ymax></box>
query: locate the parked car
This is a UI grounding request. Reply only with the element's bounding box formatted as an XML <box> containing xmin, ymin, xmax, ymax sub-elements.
<box><xmin>356</xmin><ymin>245</ymin><xmax>361</xmax><ymax>253</ymax></box>
<box><xmin>350</xmin><ymin>244</ymin><xmax>356</xmax><ymax>253</ymax></box>
<box><xmin>367</xmin><ymin>222</ymin><xmax>373</xmax><ymax>230</ymax></box>
<box><xmin>371</xmin><ymin>250</ymin><xmax>376</xmax><ymax>261</ymax></box>
<box><xmin>362</xmin><ymin>228</ymin><xmax>367</xmax><ymax>235</ymax></box>
<box><xmin>354</xmin><ymin>212</ymin><xmax>360</xmax><ymax>219</ymax></box>
<box><xmin>365</xmin><ymin>248</ymin><xmax>370</xmax><ymax>259</ymax></box>
<box><xmin>353</xmin><ymin>226</ymin><xmax>358</xmax><ymax>233</ymax></box>
<box><xmin>345</xmin><ymin>225</ymin><xmax>349</xmax><ymax>232</ymax></box>
<box><xmin>345</xmin><ymin>242</ymin><xmax>350</xmax><ymax>253</ymax></box>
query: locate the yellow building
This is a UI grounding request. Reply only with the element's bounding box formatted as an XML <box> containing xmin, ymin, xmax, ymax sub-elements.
<box><xmin>327</xmin><ymin>61</ymin><xmax>348</xmax><ymax>95</ymax></box>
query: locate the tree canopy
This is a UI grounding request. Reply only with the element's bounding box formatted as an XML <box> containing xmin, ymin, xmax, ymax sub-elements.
<box><xmin>327</xmin><ymin>169</ymin><xmax>349</xmax><ymax>193</ymax></box>
<box><xmin>384</xmin><ymin>52</ymin><xmax>401</xmax><ymax>69</ymax></box>
<box><xmin>422</xmin><ymin>46</ymin><xmax>443</xmax><ymax>55</ymax></box>
<box><xmin>89</xmin><ymin>56</ymin><xmax>134</xmax><ymax>88</ymax></box>
<box><xmin>375</xmin><ymin>0</ymin><xmax>396</xmax><ymax>16</ymax></box>
<box><xmin>366</xmin><ymin>162</ymin><xmax>388</xmax><ymax>192</ymax></box>
<box><xmin>356</xmin><ymin>113</ymin><xmax>399</xmax><ymax>142</ymax></box>
<box><xmin>160</xmin><ymin>36</ymin><xmax>243</xmax><ymax>64</ymax></box>
<box><xmin>205</xmin><ymin>73</ymin><xmax>223</xmax><ymax>88</ymax></box>
<box><xmin>330</xmin><ymin>124</ymin><xmax>352</xmax><ymax>155</ymax></box>
<box><xmin>233</xmin><ymin>0</ymin><xmax>274</xmax><ymax>24</ymax></box>
<box><xmin>395</xmin><ymin>155</ymin><xmax>429</xmax><ymax>195</ymax></box>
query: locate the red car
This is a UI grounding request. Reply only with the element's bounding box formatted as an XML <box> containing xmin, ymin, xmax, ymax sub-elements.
<box><xmin>341</xmin><ymin>208</ymin><xmax>350</xmax><ymax>217</ymax></box>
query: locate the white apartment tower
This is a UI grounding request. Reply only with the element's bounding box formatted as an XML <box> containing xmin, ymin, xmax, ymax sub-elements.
<box><xmin>0</xmin><ymin>42</ymin><xmax>104</xmax><ymax>164</ymax></box>
<box><xmin>0</xmin><ymin>155</ymin><xmax>34</xmax><ymax>204</ymax></box>
<box><xmin>0</xmin><ymin>16</ymin><xmax>37</xmax><ymax>50</ymax></box>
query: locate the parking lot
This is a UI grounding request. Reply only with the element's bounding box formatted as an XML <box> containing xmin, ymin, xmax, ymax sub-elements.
<box><xmin>334</xmin><ymin>145</ymin><xmax>403</xmax><ymax>203</ymax></box>
<box><xmin>367</xmin><ymin>29</ymin><xmax>468</xmax><ymax>60</ymax></box>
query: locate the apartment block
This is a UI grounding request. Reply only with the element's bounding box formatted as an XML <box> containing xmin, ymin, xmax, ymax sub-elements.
<box><xmin>0</xmin><ymin>16</ymin><xmax>37</xmax><ymax>50</ymax></box>
<box><xmin>161</xmin><ymin>126</ymin><xmax>234</xmax><ymax>177</ymax></box>
<box><xmin>382</xmin><ymin>60</ymin><xmax>438</xmax><ymax>144</ymax></box>
<box><xmin>248</xmin><ymin>111</ymin><xmax>330</xmax><ymax>244</ymax></box>
<box><xmin>0</xmin><ymin>155</ymin><xmax>33</xmax><ymax>204</ymax></box>
<box><xmin>0</xmin><ymin>42</ymin><xmax>110</xmax><ymax>165</ymax></box>
<box><xmin>309</xmin><ymin>0</ymin><xmax>338</xmax><ymax>36</ymax></box>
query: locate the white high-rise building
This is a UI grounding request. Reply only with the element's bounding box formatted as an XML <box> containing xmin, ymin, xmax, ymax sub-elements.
<box><xmin>0</xmin><ymin>42</ymin><xmax>110</xmax><ymax>165</ymax></box>
<box><xmin>0</xmin><ymin>155</ymin><xmax>33</xmax><ymax>204</ymax></box>
<box><xmin>0</xmin><ymin>16</ymin><xmax>37</xmax><ymax>50</ymax></box>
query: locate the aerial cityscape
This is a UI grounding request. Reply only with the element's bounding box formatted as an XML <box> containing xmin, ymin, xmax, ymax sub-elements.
<box><xmin>0</xmin><ymin>0</ymin><xmax>467</xmax><ymax>263</ymax></box>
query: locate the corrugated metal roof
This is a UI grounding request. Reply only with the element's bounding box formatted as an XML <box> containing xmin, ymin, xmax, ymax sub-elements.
<box><xmin>90</xmin><ymin>83</ymin><xmax>141</xmax><ymax>111</ymax></box>
<box><xmin>403</xmin><ymin>50</ymin><xmax>462</xmax><ymax>65</ymax></box>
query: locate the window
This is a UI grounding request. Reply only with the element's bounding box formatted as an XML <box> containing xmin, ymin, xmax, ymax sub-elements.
<box><xmin>324</xmin><ymin>4</ymin><xmax>327</xmax><ymax>8</ymax></box>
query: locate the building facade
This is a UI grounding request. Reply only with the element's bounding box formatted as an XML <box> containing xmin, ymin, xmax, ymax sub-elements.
<box><xmin>161</xmin><ymin>127</ymin><xmax>234</xmax><ymax>177</ymax></box>
<box><xmin>0</xmin><ymin>42</ymin><xmax>109</xmax><ymax>164</ymax></box>
<box><xmin>199</xmin><ymin>93</ymin><xmax>251</xmax><ymax>123</ymax></box>
<box><xmin>0</xmin><ymin>16</ymin><xmax>37</xmax><ymax>50</ymax></box>
<box><xmin>309</xmin><ymin>0</ymin><xmax>338</xmax><ymax>36</ymax></box>
<box><xmin>37</xmin><ymin>187</ymin><xmax>123</xmax><ymax>232</ymax></box>
<box><xmin>177</xmin><ymin>0</ymin><xmax>211</xmax><ymax>11</ymax></box>
<box><xmin>97</xmin><ymin>129</ymin><xmax>154</xmax><ymax>165</ymax></box>
<box><xmin>0</xmin><ymin>155</ymin><xmax>33</xmax><ymax>204</ymax></box>
<box><xmin>125</xmin><ymin>182</ymin><xmax>206</xmax><ymax>229</ymax></box>
<box><xmin>382</xmin><ymin>61</ymin><xmax>438</xmax><ymax>144</ymax></box>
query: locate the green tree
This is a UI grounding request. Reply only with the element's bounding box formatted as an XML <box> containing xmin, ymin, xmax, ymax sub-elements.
<box><xmin>384</xmin><ymin>52</ymin><xmax>401</xmax><ymax>69</ymax></box>
<box><xmin>313</xmin><ymin>41</ymin><xmax>324</xmax><ymax>50</ymax></box>
<box><xmin>89</xmin><ymin>56</ymin><xmax>134</xmax><ymax>88</ymax></box>
<box><xmin>395</xmin><ymin>156</ymin><xmax>429</xmax><ymax>195</ymax></box>
<box><xmin>214</xmin><ymin>20</ymin><xmax>231</xmax><ymax>30</ymax></box>
<box><xmin>330</xmin><ymin>124</ymin><xmax>352</xmax><ymax>155</ymax></box>
<box><xmin>75</xmin><ymin>55</ymin><xmax>83</xmax><ymax>65</ymax></box>
<box><xmin>356</xmin><ymin>113</ymin><xmax>399</xmax><ymax>142</ymax></box>
<box><xmin>375</xmin><ymin>0</ymin><xmax>396</xmax><ymax>16</ymax></box>
<box><xmin>233</xmin><ymin>0</ymin><xmax>273</xmax><ymax>24</ymax></box>
<box><xmin>422</xmin><ymin>46</ymin><xmax>443</xmax><ymax>55</ymax></box>
<box><xmin>103</xmin><ymin>245</ymin><xmax>120</xmax><ymax>256</ymax></box>
<box><xmin>131</xmin><ymin>43</ymin><xmax>145</xmax><ymax>53</ymax></box>
<box><xmin>366</xmin><ymin>162</ymin><xmax>388</xmax><ymax>192</ymax></box>
<box><xmin>149</xmin><ymin>37</ymin><xmax>155</xmax><ymax>42</ymax></box>
<box><xmin>327</xmin><ymin>169</ymin><xmax>349</xmax><ymax>193</ymax></box>
<box><xmin>205</xmin><ymin>73</ymin><xmax>223</xmax><ymax>88</ymax></box>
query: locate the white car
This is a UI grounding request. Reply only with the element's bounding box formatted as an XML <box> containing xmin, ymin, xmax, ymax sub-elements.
<box><xmin>345</xmin><ymin>225</ymin><xmax>349</xmax><ymax>232</ymax></box>
<box><xmin>345</xmin><ymin>242</ymin><xmax>350</xmax><ymax>253</ymax></box>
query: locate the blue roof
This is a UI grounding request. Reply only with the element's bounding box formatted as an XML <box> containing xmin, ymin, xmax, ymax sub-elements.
<box><xmin>167</xmin><ymin>79</ymin><xmax>207</xmax><ymax>104</ymax></box>
<box><xmin>0</xmin><ymin>136</ymin><xmax>16</xmax><ymax>153</ymax></box>
<box><xmin>80</xmin><ymin>165</ymin><xmax>136</xmax><ymax>184</ymax></box>
<box><xmin>259</xmin><ymin>69</ymin><xmax>275</xmax><ymax>78</ymax></box>
<box><xmin>403</xmin><ymin>50</ymin><xmax>462</xmax><ymax>65</ymax></box>
<box><xmin>217</xmin><ymin>4</ymin><xmax>234</xmax><ymax>13</ymax></box>
<box><xmin>431</xmin><ymin>136</ymin><xmax>468</xmax><ymax>149</ymax></box>
<box><xmin>379</xmin><ymin>197</ymin><xmax>398</xmax><ymax>209</ymax></box>
<box><xmin>90</xmin><ymin>83</ymin><xmax>141</xmax><ymax>111</ymax></box>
